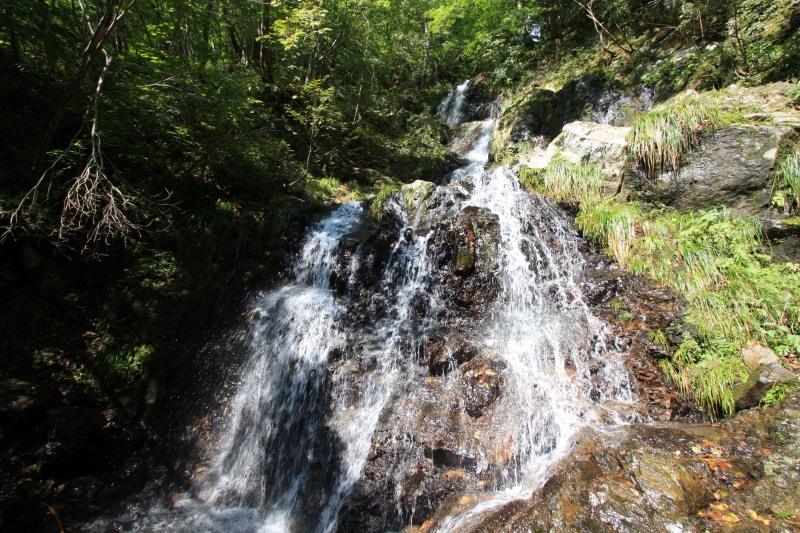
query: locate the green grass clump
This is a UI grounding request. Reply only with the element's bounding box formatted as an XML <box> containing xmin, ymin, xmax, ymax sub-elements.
<box><xmin>659</xmin><ymin>338</ymin><xmax>748</xmax><ymax>417</ymax></box>
<box><xmin>370</xmin><ymin>183</ymin><xmax>399</xmax><ymax>219</ymax></box>
<box><xmin>577</xmin><ymin>202</ymin><xmax>800</xmax><ymax>418</ymax></box>
<box><xmin>761</xmin><ymin>382</ymin><xmax>795</xmax><ymax>407</ymax></box>
<box><xmin>536</xmin><ymin>158</ymin><xmax>604</xmax><ymax>205</ymax></box>
<box><xmin>788</xmin><ymin>84</ymin><xmax>800</xmax><ymax>107</ymax></box>
<box><xmin>576</xmin><ymin>200</ymin><xmax>641</xmax><ymax>268</ymax></box>
<box><xmin>628</xmin><ymin>94</ymin><xmax>722</xmax><ymax>178</ymax></box>
<box><xmin>772</xmin><ymin>151</ymin><xmax>800</xmax><ymax>212</ymax></box>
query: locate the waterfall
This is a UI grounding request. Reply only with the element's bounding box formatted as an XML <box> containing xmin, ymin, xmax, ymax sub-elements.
<box><xmin>90</xmin><ymin>83</ymin><xmax>641</xmax><ymax>533</ymax></box>
<box><xmin>438</xmin><ymin>80</ymin><xmax>471</xmax><ymax>126</ymax></box>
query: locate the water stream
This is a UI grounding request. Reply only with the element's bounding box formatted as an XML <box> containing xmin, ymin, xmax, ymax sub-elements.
<box><xmin>91</xmin><ymin>84</ymin><xmax>641</xmax><ymax>533</ymax></box>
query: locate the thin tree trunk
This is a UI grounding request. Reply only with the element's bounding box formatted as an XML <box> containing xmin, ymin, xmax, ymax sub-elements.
<box><xmin>574</xmin><ymin>0</ymin><xmax>634</xmax><ymax>58</ymax></box>
<box><xmin>33</xmin><ymin>0</ymin><xmax>134</xmax><ymax>180</ymax></box>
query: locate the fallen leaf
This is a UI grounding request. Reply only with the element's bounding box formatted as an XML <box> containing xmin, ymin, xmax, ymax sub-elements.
<box><xmin>709</xmin><ymin>510</ymin><xmax>740</xmax><ymax>524</ymax></box>
<box><xmin>748</xmin><ymin>509</ymin><xmax>770</xmax><ymax>526</ymax></box>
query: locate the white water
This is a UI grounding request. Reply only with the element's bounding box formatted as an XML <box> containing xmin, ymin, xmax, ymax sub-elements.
<box><xmin>438</xmin><ymin>79</ymin><xmax>472</xmax><ymax>126</ymax></box>
<box><xmin>91</xmin><ymin>82</ymin><xmax>640</xmax><ymax>533</ymax></box>
<box><xmin>431</xmin><ymin>125</ymin><xmax>636</xmax><ymax>533</ymax></box>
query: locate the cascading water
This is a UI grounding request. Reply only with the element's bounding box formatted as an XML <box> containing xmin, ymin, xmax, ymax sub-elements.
<box><xmin>438</xmin><ymin>80</ymin><xmax>472</xmax><ymax>126</ymax></box>
<box><xmin>91</xmin><ymin>82</ymin><xmax>644</xmax><ymax>533</ymax></box>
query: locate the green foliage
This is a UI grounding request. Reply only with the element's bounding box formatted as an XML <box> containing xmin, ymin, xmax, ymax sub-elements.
<box><xmin>370</xmin><ymin>184</ymin><xmax>399</xmax><ymax>219</ymax></box>
<box><xmin>577</xmin><ymin>202</ymin><xmax>800</xmax><ymax>417</ymax></box>
<box><xmin>662</xmin><ymin>338</ymin><xmax>748</xmax><ymax>418</ymax></box>
<box><xmin>576</xmin><ymin>201</ymin><xmax>641</xmax><ymax>268</ymax></box>
<box><xmin>761</xmin><ymin>382</ymin><xmax>794</xmax><ymax>407</ymax></box>
<box><xmin>788</xmin><ymin>84</ymin><xmax>800</xmax><ymax>107</ymax></box>
<box><xmin>532</xmin><ymin>158</ymin><xmax>604</xmax><ymax>205</ymax></box>
<box><xmin>89</xmin><ymin>249</ymin><xmax>180</xmax><ymax>387</ymax></box>
<box><xmin>772</xmin><ymin>151</ymin><xmax>800</xmax><ymax>213</ymax></box>
<box><xmin>640</xmin><ymin>55</ymin><xmax>700</xmax><ymax>94</ymax></box>
<box><xmin>628</xmin><ymin>94</ymin><xmax>722</xmax><ymax>178</ymax></box>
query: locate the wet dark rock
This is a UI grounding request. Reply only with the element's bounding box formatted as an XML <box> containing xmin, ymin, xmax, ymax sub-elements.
<box><xmin>437</xmin><ymin>206</ymin><xmax>500</xmax><ymax>310</ymax></box>
<box><xmin>103</xmin><ymin>520</ymin><xmax>135</xmax><ymax>532</ymax></box>
<box><xmin>630</xmin><ymin>124</ymin><xmax>795</xmax><ymax>216</ymax></box>
<box><xmin>449</xmin><ymin>122</ymin><xmax>490</xmax><ymax>159</ymax></box>
<box><xmin>461</xmin><ymin>76</ymin><xmax>500</xmax><ymax>122</ymax></box>
<box><xmin>769</xmin><ymin>233</ymin><xmax>800</xmax><ymax>263</ymax></box>
<box><xmin>340</xmin><ymin>348</ymin><xmax>514</xmax><ymax>532</ymax></box>
<box><xmin>734</xmin><ymin>363</ymin><xmax>798</xmax><ymax>410</ymax></box>
<box><xmin>424</xmin><ymin>426</ymin><xmax>715</xmax><ymax>532</ymax></box>
<box><xmin>461</xmin><ymin>356</ymin><xmax>504</xmax><ymax>418</ymax></box>
<box><xmin>346</xmin><ymin>209</ymin><xmax>404</xmax><ymax>302</ymax></box>
<box><xmin>424</xmin><ymin>337</ymin><xmax>479</xmax><ymax>376</ymax></box>
<box><xmin>418</xmin><ymin>389</ymin><xmax>800</xmax><ymax>533</ymax></box>
<box><xmin>38</xmin><ymin>406</ymin><xmax>112</xmax><ymax>478</ymax></box>
<box><xmin>579</xmin><ymin>253</ymin><xmax>693</xmax><ymax>422</ymax></box>
<box><xmin>0</xmin><ymin>485</ymin><xmax>62</xmax><ymax>533</ymax></box>
<box><xmin>0</xmin><ymin>378</ymin><xmax>55</xmax><ymax>425</ymax></box>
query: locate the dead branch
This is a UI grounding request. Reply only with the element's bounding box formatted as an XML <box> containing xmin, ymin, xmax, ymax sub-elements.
<box><xmin>3</xmin><ymin>50</ymin><xmax>148</xmax><ymax>254</ymax></box>
<box><xmin>58</xmin><ymin>51</ymin><xmax>144</xmax><ymax>252</ymax></box>
<box><xmin>573</xmin><ymin>0</ymin><xmax>635</xmax><ymax>58</ymax></box>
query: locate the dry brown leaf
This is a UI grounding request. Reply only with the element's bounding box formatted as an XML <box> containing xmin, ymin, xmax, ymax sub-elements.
<box><xmin>748</xmin><ymin>510</ymin><xmax>770</xmax><ymax>526</ymax></box>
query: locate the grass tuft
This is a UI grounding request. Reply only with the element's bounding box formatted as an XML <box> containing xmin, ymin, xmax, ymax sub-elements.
<box><xmin>628</xmin><ymin>93</ymin><xmax>722</xmax><ymax>178</ymax></box>
<box><xmin>576</xmin><ymin>200</ymin><xmax>641</xmax><ymax>268</ymax></box>
<box><xmin>370</xmin><ymin>183</ymin><xmax>399</xmax><ymax>219</ymax></box>
<box><xmin>772</xmin><ymin>151</ymin><xmax>800</xmax><ymax>213</ymax></box>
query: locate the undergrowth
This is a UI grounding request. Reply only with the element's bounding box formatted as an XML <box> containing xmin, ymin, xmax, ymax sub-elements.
<box><xmin>528</xmin><ymin>155</ymin><xmax>800</xmax><ymax>417</ymax></box>
<box><xmin>575</xmin><ymin>200</ymin><xmax>800</xmax><ymax>417</ymax></box>
<box><xmin>370</xmin><ymin>183</ymin><xmax>399</xmax><ymax>219</ymax></box>
<box><xmin>523</xmin><ymin>158</ymin><xmax>604</xmax><ymax>205</ymax></box>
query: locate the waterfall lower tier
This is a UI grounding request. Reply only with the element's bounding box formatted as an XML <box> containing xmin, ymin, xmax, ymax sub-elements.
<box><xmin>88</xmin><ymin>109</ymin><xmax>653</xmax><ymax>533</ymax></box>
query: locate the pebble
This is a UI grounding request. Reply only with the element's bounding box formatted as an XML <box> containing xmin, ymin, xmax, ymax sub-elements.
<box><xmin>772</xmin><ymin>476</ymin><xmax>789</xmax><ymax>489</ymax></box>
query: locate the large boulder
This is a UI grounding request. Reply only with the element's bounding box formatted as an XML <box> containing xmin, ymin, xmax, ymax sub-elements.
<box><xmin>520</xmin><ymin>120</ymin><xmax>631</xmax><ymax>196</ymax></box>
<box><xmin>630</xmin><ymin>124</ymin><xmax>797</xmax><ymax>215</ymax></box>
<box><xmin>400</xmin><ymin>180</ymin><xmax>437</xmax><ymax>216</ymax></box>
<box><xmin>741</xmin><ymin>341</ymin><xmax>781</xmax><ymax>371</ymax></box>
